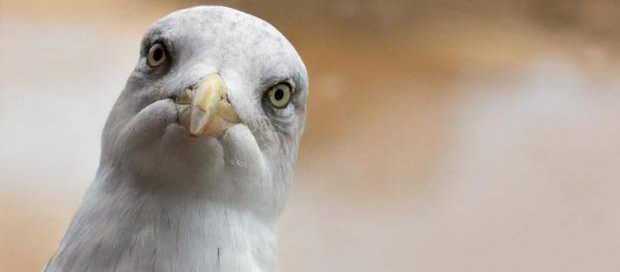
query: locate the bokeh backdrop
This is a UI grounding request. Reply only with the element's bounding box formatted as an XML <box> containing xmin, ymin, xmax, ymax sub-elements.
<box><xmin>1</xmin><ymin>0</ymin><xmax>619</xmax><ymax>271</ymax></box>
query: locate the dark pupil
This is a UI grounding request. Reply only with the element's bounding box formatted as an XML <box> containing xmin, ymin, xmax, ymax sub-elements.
<box><xmin>274</xmin><ymin>88</ymin><xmax>284</xmax><ymax>100</ymax></box>
<box><xmin>152</xmin><ymin>48</ymin><xmax>163</xmax><ymax>61</ymax></box>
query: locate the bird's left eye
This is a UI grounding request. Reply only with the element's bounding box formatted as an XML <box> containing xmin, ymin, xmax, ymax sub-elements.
<box><xmin>266</xmin><ymin>83</ymin><xmax>292</xmax><ymax>109</ymax></box>
<box><xmin>147</xmin><ymin>43</ymin><xmax>167</xmax><ymax>67</ymax></box>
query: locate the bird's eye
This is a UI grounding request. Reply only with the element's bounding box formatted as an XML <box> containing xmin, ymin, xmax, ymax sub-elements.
<box><xmin>147</xmin><ymin>43</ymin><xmax>167</xmax><ymax>67</ymax></box>
<box><xmin>266</xmin><ymin>83</ymin><xmax>292</xmax><ymax>109</ymax></box>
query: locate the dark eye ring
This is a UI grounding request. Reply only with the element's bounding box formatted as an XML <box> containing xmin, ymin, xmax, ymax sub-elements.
<box><xmin>147</xmin><ymin>43</ymin><xmax>167</xmax><ymax>67</ymax></box>
<box><xmin>266</xmin><ymin>83</ymin><xmax>292</xmax><ymax>109</ymax></box>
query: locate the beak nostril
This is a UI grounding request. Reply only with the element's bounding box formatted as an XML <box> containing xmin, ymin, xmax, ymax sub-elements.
<box><xmin>173</xmin><ymin>89</ymin><xmax>193</xmax><ymax>105</ymax></box>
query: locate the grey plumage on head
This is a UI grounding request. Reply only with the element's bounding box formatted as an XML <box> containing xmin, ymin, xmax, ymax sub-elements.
<box><xmin>44</xmin><ymin>6</ymin><xmax>308</xmax><ymax>272</ymax></box>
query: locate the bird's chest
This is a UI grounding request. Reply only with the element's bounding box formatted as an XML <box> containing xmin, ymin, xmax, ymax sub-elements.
<box><xmin>50</xmin><ymin>195</ymin><xmax>278</xmax><ymax>272</ymax></box>
<box><xmin>119</xmin><ymin>203</ymin><xmax>277</xmax><ymax>272</ymax></box>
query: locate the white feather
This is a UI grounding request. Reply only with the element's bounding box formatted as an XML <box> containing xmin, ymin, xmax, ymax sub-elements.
<box><xmin>44</xmin><ymin>6</ymin><xmax>308</xmax><ymax>272</ymax></box>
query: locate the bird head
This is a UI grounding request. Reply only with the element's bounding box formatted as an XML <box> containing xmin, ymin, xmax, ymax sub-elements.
<box><xmin>99</xmin><ymin>6</ymin><xmax>308</xmax><ymax>218</ymax></box>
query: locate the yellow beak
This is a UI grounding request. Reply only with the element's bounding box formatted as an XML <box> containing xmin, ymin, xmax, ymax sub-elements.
<box><xmin>175</xmin><ymin>74</ymin><xmax>240</xmax><ymax>137</ymax></box>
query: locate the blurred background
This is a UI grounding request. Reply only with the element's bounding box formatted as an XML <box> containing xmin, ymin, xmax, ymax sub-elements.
<box><xmin>1</xmin><ymin>0</ymin><xmax>619</xmax><ymax>271</ymax></box>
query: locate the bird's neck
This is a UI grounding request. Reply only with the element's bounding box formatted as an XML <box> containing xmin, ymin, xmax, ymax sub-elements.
<box><xmin>46</xmin><ymin>168</ymin><xmax>281</xmax><ymax>272</ymax></box>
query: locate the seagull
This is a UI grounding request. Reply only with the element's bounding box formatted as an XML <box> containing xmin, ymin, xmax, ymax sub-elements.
<box><xmin>43</xmin><ymin>6</ymin><xmax>308</xmax><ymax>272</ymax></box>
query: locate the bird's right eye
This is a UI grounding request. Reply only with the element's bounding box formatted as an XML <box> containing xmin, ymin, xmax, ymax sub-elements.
<box><xmin>147</xmin><ymin>43</ymin><xmax>168</xmax><ymax>67</ymax></box>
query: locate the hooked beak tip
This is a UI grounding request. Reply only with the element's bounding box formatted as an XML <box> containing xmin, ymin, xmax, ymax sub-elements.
<box><xmin>174</xmin><ymin>73</ymin><xmax>240</xmax><ymax>137</ymax></box>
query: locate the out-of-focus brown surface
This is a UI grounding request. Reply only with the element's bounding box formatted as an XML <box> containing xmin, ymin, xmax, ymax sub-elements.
<box><xmin>1</xmin><ymin>1</ymin><xmax>619</xmax><ymax>271</ymax></box>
